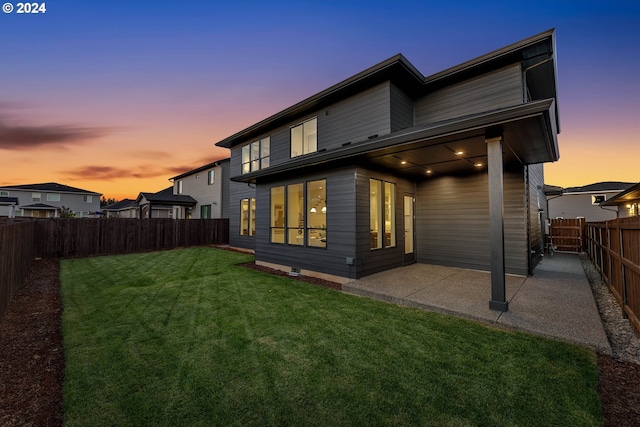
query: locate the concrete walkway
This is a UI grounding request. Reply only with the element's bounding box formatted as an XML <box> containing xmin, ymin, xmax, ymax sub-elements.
<box><xmin>343</xmin><ymin>253</ymin><xmax>611</xmax><ymax>353</ymax></box>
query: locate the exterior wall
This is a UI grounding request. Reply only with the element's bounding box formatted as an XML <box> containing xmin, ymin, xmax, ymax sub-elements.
<box><xmin>414</xmin><ymin>63</ymin><xmax>523</xmax><ymax>125</ymax></box>
<box><xmin>105</xmin><ymin>208</ymin><xmax>138</xmax><ymax>218</ymax></box>
<box><xmin>254</xmin><ymin>167</ymin><xmax>357</xmax><ymax>278</ymax></box>
<box><xmin>1</xmin><ymin>189</ymin><xmax>101</xmax><ymax>217</ymax></box>
<box><xmin>173</xmin><ymin>164</ymin><xmax>224</xmax><ymax>219</ymax></box>
<box><xmin>415</xmin><ymin>169</ymin><xmax>528</xmax><ymax>276</ymax></box>
<box><xmin>221</xmin><ymin>160</ymin><xmax>230</xmax><ymax>219</ymax></box>
<box><xmin>526</xmin><ymin>163</ymin><xmax>546</xmax><ymax>272</ymax></box>
<box><xmin>390</xmin><ymin>83</ymin><xmax>414</xmax><ymax>132</ymax></box>
<box><xmin>547</xmin><ymin>191</ymin><xmax>621</xmax><ymax>222</ymax></box>
<box><xmin>229</xmin><ymin>82</ymin><xmax>394</xmax><ymax>178</ymax></box>
<box><xmin>228</xmin><ymin>180</ymin><xmax>256</xmax><ymax>249</ymax></box>
<box><xmin>354</xmin><ymin>168</ymin><xmax>415</xmax><ymax>277</ymax></box>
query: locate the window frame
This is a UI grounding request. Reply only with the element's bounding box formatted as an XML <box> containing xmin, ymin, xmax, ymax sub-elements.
<box><xmin>83</xmin><ymin>195</ymin><xmax>93</xmax><ymax>203</ymax></box>
<box><xmin>290</xmin><ymin>117</ymin><xmax>317</xmax><ymax>158</ymax></box>
<box><xmin>370</xmin><ymin>178</ymin><xmax>396</xmax><ymax>250</ymax></box>
<box><xmin>240</xmin><ymin>198</ymin><xmax>256</xmax><ymax>236</ymax></box>
<box><xmin>47</xmin><ymin>193</ymin><xmax>61</xmax><ymax>202</ymax></box>
<box><xmin>201</xmin><ymin>204</ymin><xmax>212</xmax><ymax>219</ymax></box>
<box><xmin>241</xmin><ymin>137</ymin><xmax>270</xmax><ymax>174</ymax></box>
<box><xmin>270</xmin><ymin>179</ymin><xmax>326</xmax><ymax>248</ymax></box>
<box><xmin>177</xmin><ymin>180</ymin><xmax>183</xmax><ymax>194</ymax></box>
<box><xmin>208</xmin><ymin>170</ymin><xmax>215</xmax><ymax>185</ymax></box>
<box><xmin>32</xmin><ymin>192</ymin><xmax>41</xmax><ymax>202</ymax></box>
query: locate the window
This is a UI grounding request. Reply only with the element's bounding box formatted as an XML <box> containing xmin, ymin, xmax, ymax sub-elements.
<box><xmin>0</xmin><ymin>191</ymin><xmax>8</xmax><ymax>196</ymax></box>
<box><xmin>307</xmin><ymin>180</ymin><xmax>327</xmax><ymax>248</ymax></box>
<box><xmin>242</xmin><ymin>137</ymin><xmax>270</xmax><ymax>174</ymax></box>
<box><xmin>83</xmin><ymin>195</ymin><xmax>93</xmax><ymax>203</ymax></box>
<box><xmin>177</xmin><ymin>180</ymin><xmax>183</xmax><ymax>194</ymax></box>
<box><xmin>47</xmin><ymin>193</ymin><xmax>61</xmax><ymax>202</ymax></box>
<box><xmin>270</xmin><ymin>180</ymin><xmax>326</xmax><ymax>248</ymax></box>
<box><xmin>290</xmin><ymin>117</ymin><xmax>317</xmax><ymax>158</ymax></box>
<box><xmin>208</xmin><ymin>170</ymin><xmax>215</xmax><ymax>185</ymax></box>
<box><xmin>32</xmin><ymin>192</ymin><xmax>41</xmax><ymax>202</ymax></box>
<box><xmin>370</xmin><ymin>179</ymin><xmax>396</xmax><ymax>249</ymax></box>
<box><xmin>592</xmin><ymin>194</ymin><xmax>606</xmax><ymax>205</ymax></box>
<box><xmin>201</xmin><ymin>204</ymin><xmax>211</xmax><ymax>219</ymax></box>
<box><xmin>270</xmin><ymin>187</ymin><xmax>285</xmax><ymax>243</ymax></box>
<box><xmin>240</xmin><ymin>198</ymin><xmax>256</xmax><ymax>236</ymax></box>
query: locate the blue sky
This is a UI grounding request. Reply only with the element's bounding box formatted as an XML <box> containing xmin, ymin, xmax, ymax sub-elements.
<box><xmin>1</xmin><ymin>0</ymin><xmax>638</xmax><ymax>198</ymax></box>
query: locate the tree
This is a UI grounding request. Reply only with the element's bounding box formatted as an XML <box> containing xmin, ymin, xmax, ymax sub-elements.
<box><xmin>58</xmin><ymin>206</ymin><xmax>75</xmax><ymax>218</ymax></box>
<box><xmin>100</xmin><ymin>197</ymin><xmax>118</xmax><ymax>207</ymax></box>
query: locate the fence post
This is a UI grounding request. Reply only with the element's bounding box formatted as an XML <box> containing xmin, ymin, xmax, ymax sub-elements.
<box><xmin>618</xmin><ymin>218</ymin><xmax>628</xmax><ymax>318</ymax></box>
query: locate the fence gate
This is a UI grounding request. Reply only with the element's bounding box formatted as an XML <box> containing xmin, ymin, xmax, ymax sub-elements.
<box><xmin>549</xmin><ymin>218</ymin><xmax>585</xmax><ymax>252</ymax></box>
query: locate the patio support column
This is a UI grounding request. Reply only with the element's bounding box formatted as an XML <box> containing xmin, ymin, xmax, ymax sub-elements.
<box><xmin>486</xmin><ymin>135</ymin><xmax>508</xmax><ymax>312</ymax></box>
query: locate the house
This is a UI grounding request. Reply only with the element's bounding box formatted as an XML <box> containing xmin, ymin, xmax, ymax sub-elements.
<box><xmin>600</xmin><ymin>182</ymin><xmax>640</xmax><ymax>218</ymax></box>
<box><xmin>136</xmin><ymin>187</ymin><xmax>197</xmax><ymax>218</ymax></box>
<box><xmin>547</xmin><ymin>182</ymin><xmax>635</xmax><ymax>222</ymax></box>
<box><xmin>102</xmin><ymin>199</ymin><xmax>139</xmax><ymax>218</ymax></box>
<box><xmin>168</xmin><ymin>159</ymin><xmax>230</xmax><ymax>219</ymax></box>
<box><xmin>215</xmin><ymin>29</ymin><xmax>561</xmax><ymax>312</ymax></box>
<box><xmin>0</xmin><ymin>197</ymin><xmax>19</xmax><ymax>218</ymax></box>
<box><xmin>0</xmin><ymin>182</ymin><xmax>102</xmax><ymax>218</ymax></box>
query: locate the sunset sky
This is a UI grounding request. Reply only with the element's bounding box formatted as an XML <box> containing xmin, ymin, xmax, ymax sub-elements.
<box><xmin>1</xmin><ymin>1</ymin><xmax>638</xmax><ymax>200</ymax></box>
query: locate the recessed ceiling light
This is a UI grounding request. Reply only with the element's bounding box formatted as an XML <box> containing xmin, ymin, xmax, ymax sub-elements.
<box><xmin>455</xmin><ymin>151</ymin><xmax>464</xmax><ymax>155</ymax></box>
<box><xmin>400</xmin><ymin>160</ymin><xmax>407</xmax><ymax>165</ymax></box>
<box><xmin>426</xmin><ymin>169</ymin><xmax>432</xmax><ymax>174</ymax></box>
<box><xmin>474</xmin><ymin>163</ymin><xmax>483</xmax><ymax>167</ymax></box>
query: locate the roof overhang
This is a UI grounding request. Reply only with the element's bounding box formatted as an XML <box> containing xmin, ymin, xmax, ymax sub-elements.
<box><xmin>601</xmin><ymin>183</ymin><xmax>640</xmax><ymax>206</ymax></box>
<box><xmin>232</xmin><ymin>99</ymin><xmax>558</xmax><ymax>183</ymax></box>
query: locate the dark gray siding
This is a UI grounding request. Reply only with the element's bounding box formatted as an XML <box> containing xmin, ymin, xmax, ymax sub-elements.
<box><xmin>319</xmin><ymin>82</ymin><xmax>391</xmax><ymax>151</ymax></box>
<box><xmin>526</xmin><ymin>163</ymin><xmax>545</xmax><ymax>272</ymax></box>
<box><xmin>354</xmin><ymin>168</ymin><xmax>415</xmax><ymax>278</ymax></box>
<box><xmin>228</xmin><ymin>180</ymin><xmax>256</xmax><ymax>249</ymax></box>
<box><xmin>415</xmin><ymin>63</ymin><xmax>523</xmax><ymax>125</ymax></box>
<box><xmin>254</xmin><ymin>167</ymin><xmax>358</xmax><ymax>278</ymax></box>
<box><xmin>415</xmin><ymin>169</ymin><xmax>528</xmax><ymax>275</ymax></box>
<box><xmin>221</xmin><ymin>160</ymin><xmax>230</xmax><ymax>219</ymax></box>
<box><xmin>390</xmin><ymin>83</ymin><xmax>414</xmax><ymax>132</ymax></box>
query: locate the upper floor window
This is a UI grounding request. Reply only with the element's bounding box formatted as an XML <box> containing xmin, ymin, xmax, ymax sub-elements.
<box><xmin>592</xmin><ymin>194</ymin><xmax>606</xmax><ymax>205</ymax></box>
<box><xmin>83</xmin><ymin>195</ymin><xmax>93</xmax><ymax>203</ymax></box>
<box><xmin>47</xmin><ymin>193</ymin><xmax>61</xmax><ymax>202</ymax></box>
<box><xmin>291</xmin><ymin>117</ymin><xmax>317</xmax><ymax>158</ymax></box>
<box><xmin>32</xmin><ymin>192</ymin><xmax>41</xmax><ymax>202</ymax></box>
<box><xmin>0</xmin><ymin>191</ymin><xmax>8</xmax><ymax>196</ymax></box>
<box><xmin>177</xmin><ymin>180</ymin><xmax>183</xmax><ymax>194</ymax></box>
<box><xmin>242</xmin><ymin>137</ymin><xmax>270</xmax><ymax>174</ymax></box>
<box><xmin>208</xmin><ymin>170</ymin><xmax>215</xmax><ymax>185</ymax></box>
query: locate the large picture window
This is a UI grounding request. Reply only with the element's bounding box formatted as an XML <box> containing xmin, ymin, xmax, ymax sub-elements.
<box><xmin>291</xmin><ymin>118</ymin><xmax>317</xmax><ymax>158</ymax></box>
<box><xmin>270</xmin><ymin>180</ymin><xmax>326</xmax><ymax>248</ymax></box>
<box><xmin>240</xmin><ymin>198</ymin><xmax>256</xmax><ymax>236</ymax></box>
<box><xmin>370</xmin><ymin>179</ymin><xmax>396</xmax><ymax>249</ymax></box>
<box><xmin>242</xmin><ymin>137</ymin><xmax>270</xmax><ymax>174</ymax></box>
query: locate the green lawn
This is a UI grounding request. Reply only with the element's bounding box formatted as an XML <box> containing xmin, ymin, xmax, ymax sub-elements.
<box><xmin>60</xmin><ymin>247</ymin><xmax>602</xmax><ymax>426</ymax></box>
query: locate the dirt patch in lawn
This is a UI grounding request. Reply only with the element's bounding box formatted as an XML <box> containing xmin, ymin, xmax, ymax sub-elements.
<box><xmin>1</xmin><ymin>255</ymin><xmax>640</xmax><ymax>426</ymax></box>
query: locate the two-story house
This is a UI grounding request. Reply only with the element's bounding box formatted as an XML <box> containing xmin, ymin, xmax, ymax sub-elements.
<box><xmin>168</xmin><ymin>159</ymin><xmax>230</xmax><ymax>219</ymax></box>
<box><xmin>0</xmin><ymin>182</ymin><xmax>102</xmax><ymax>218</ymax></box>
<box><xmin>215</xmin><ymin>30</ymin><xmax>560</xmax><ymax>312</ymax></box>
<box><xmin>547</xmin><ymin>181</ymin><xmax>636</xmax><ymax>222</ymax></box>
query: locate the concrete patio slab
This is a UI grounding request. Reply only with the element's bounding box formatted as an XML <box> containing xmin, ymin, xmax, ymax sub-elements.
<box><xmin>344</xmin><ymin>253</ymin><xmax>611</xmax><ymax>353</ymax></box>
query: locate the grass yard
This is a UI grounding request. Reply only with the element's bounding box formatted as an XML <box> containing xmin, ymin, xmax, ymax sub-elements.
<box><xmin>60</xmin><ymin>247</ymin><xmax>602</xmax><ymax>426</ymax></box>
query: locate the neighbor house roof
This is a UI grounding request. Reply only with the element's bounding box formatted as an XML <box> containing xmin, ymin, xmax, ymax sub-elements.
<box><xmin>102</xmin><ymin>199</ymin><xmax>137</xmax><ymax>211</ymax></box>
<box><xmin>215</xmin><ymin>29</ymin><xmax>558</xmax><ymax>149</ymax></box>
<box><xmin>0</xmin><ymin>182</ymin><xmax>102</xmax><ymax>195</ymax></box>
<box><xmin>0</xmin><ymin>196</ymin><xmax>19</xmax><ymax>205</ymax></box>
<box><xmin>601</xmin><ymin>182</ymin><xmax>640</xmax><ymax>206</ymax></box>
<box><xmin>136</xmin><ymin>187</ymin><xmax>197</xmax><ymax>206</ymax></box>
<box><xmin>169</xmin><ymin>158</ymin><xmax>230</xmax><ymax>181</ymax></box>
<box><xmin>563</xmin><ymin>182</ymin><xmax>635</xmax><ymax>194</ymax></box>
<box><xmin>20</xmin><ymin>203</ymin><xmax>58</xmax><ymax>210</ymax></box>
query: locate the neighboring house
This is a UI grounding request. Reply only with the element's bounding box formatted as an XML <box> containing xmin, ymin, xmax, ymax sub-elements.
<box><xmin>0</xmin><ymin>183</ymin><xmax>102</xmax><ymax>218</ymax></box>
<box><xmin>547</xmin><ymin>182</ymin><xmax>635</xmax><ymax>222</ymax></box>
<box><xmin>102</xmin><ymin>199</ymin><xmax>139</xmax><ymax>218</ymax></box>
<box><xmin>136</xmin><ymin>187</ymin><xmax>197</xmax><ymax>219</ymax></box>
<box><xmin>0</xmin><ymin>197</ymin><xmax>19</xmax><ymax>218</ymax></box>
<box><xmin>214</xmin><ymin>29</ymin><xmax>561</xmax><ymax>312</ymax></box>
<box><xmin>168</xmin><ymin>159</ymin><xmax>230</xmax><ymax>219</ymax></box>
<box><xmin>600</xmin><ymin>182</ymin><xmax>640</xmax><ymax>218</ymax></box>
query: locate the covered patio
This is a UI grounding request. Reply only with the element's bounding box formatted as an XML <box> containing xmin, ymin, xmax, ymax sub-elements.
<box><xmin>344</xmin><ymin>253</ymin><xmax>610</xmax><ymax>351</ymax></box>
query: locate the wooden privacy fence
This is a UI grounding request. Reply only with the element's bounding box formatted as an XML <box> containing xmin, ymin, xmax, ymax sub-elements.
<box><xmin>0</xmin><ymin>218</ymin><xmax>229</xmax><ymax>319</ymax></box>
<box><xmin>586</xmin><ymin>216</ymin><xmax>640</xmax><ymax>336</ymax></box>
<box><xmin>0</xmin><ymin>221</ymin><xmax>36</xmax><ymax>319</ymax></box>
<box><xmin>549</xmin><ymin>218</ymin><xmax>586</xmax><ymax>252</ymax></box>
